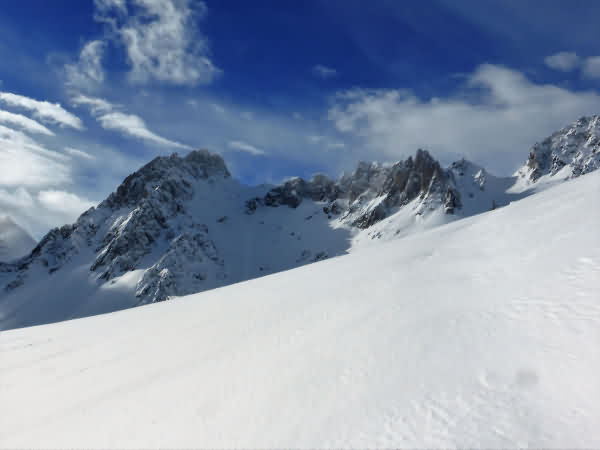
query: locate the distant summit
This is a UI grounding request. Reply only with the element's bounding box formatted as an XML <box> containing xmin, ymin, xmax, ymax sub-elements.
<box><xmin>517</xmin><ymin>115</ymin><xmax>600</xmax><ymax>182</ymax></box>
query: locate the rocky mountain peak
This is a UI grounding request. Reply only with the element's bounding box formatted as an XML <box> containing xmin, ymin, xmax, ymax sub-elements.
<box><xmin>519</xmin><ymin>115</ymin><xmax>600</xmax><ymax>181</ymax></box>
<box><xmin>104</xmin><ymin>149</ymin><xmax>230</xmax><ymax>209</ymax></box>
<box><xmin>248</xmin><ymin>149</ymin><xmax>461</xmax><ymax>229</ymax></box>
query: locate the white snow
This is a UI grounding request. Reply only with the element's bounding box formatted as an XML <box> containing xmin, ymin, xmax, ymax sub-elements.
<box><xmin>1</xmin><ymin>170</ymin><xmax>599</xmax><ymax>447</ymax></box>
<box><xmin>0</xmin><ymin>216</ymin><xmax>36</xmax><ymax>262</ymax></box>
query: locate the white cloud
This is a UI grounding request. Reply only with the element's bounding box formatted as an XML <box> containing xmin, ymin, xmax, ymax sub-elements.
<box><xmin>94</xmin><ymin>0</ymin><xmax>127</xmax><ymax>14</ymax></box>
<box><xmin>312</xmin><ymin>64</ymin><xmax>338</xmax><ymax>79</ymax></box>
<box><xmin>64</xmin><ymin>147</ymin><xmax>96</xmax><ymax>161</ymax></box>
<box><xmin>0</xmin><ymin>187</ymin><xmax>96</xmax><ymax>239</ymax></box>
<box><xmin>0</xmin><ymin>91</ymin><xmax>83</xmax><ymax>130</ymax></box>
<box><xmin>544</xmin><ymin>51</ymin><xmax>580</xmax><ymax>71</ymax></box>
<box><xmin>228</xmin><ymin>140</ymin><xmax>266</xmax><ymax>156</ymax></box>
<box><xmin>37</xmin><ymin>190</ymin><xmax>96</xmax><ymax>218</ymax></box>
<box><xmin>96</xmin><ymin>0</ymin><xmax>220</xmax><ymax>85</ymax></box>
<box><xmin>307</xmin><ymin>135</ymin><xmax>345</xmax><ymax>150</ymax></box>
<box><xmin>544</xmin><ymin>52</ymin><xmax>600</xmax><ymax>79</ymax></box>
<box><xmin>71</xmin><ymin>94</ymin><xmax>191</xmax><ymax>149</ymax></box>
<box><xmin>211</xmin><ymin>103</ymin><xmax>226</xmax><ymax>114</ymax></box>
<box><xmin>97</xmin><ymin>111</ymin><xmax>192</xmax><ymax>149</ymax></box>
<box><xmin>70</xmin><ymin>94</ymin><xmax>115</xmax><ymax>114</ymax></box>
<box><xmin>0</xmin><ymin>125</ymin><xmax>71</xmax><ymax>187</ymax></box>
<box><xmin>0</xmin><ymin>187</ymin><xmax>34</xmax><ymax>211</ymax></box>
<box><xmin>65</xmin><ymin>40</ymin><xmax>106</xmax><ymax>91</ymax></box>
<box><xmin>0</xmin><ymin>110</ymin><xmax>54</xmax><ymax>136</ymax></box>
<box><xmin>328</xmin><ymin>64</ymin><xmax>600</xmax><ymax>174</ymax></box>
<box><xmin>582</xmin><ymin>56</ymin><xmax>600</xmax><ymax>79</ymax></box>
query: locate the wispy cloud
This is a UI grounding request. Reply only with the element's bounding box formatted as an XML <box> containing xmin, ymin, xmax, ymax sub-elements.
<box><xmin>71</xmin><ymin>94</ymin><xmax>115</xmax><ymax>114</ymax></box>
<box><xmin>544</xmin><ymin>51</ymin><xmax>580</xmax><ymax>71</ymax></box>
<box><xmin>228</xmin><ymin>140</ymin><xmax>266</xmax><ymax>156</ymax></box>
<box><xmin>64</xmin><ymin>147</ymin><xmax>96</xmax><ymax>161</ymax></box>
<box><xmin>0</xmin><ymin>125</ymin><xmax>71</xmax><ymax>187</ymax></box>
<box><xmin>65</xmin><ymin>40</ymin><xmax>106</xmax><ymax>91</ymax></box>
<box><xmin>0</xmin><ymin>110</ymin><xmax>55</xmax><ymax>136</ymax></box>
<box><xmin>98</xmin><ymin>111</ymin><xmax>192</xmax><ymax>149</ymax></box>
<box><xmin>582</xmin><ymin>56</ymin><xmax>600</xmax><ymax>78</ymax></box>
<box><xmin>307</xmin><ymin>135</ymin><xmax>345</xmax><ymax>150</ymax></box>
<box><xmin>312</xmin><ymin>64</ymin><xmax>338</xmax><ymax>79</ymax></box>
<box><xmin>0</xmin><ymin>91</ymin><xmax>83</xmax><ymax>130</ymax></box>
<box><xmin>37</xmin><ymin>190</ymin><xmax>95</xmax><ymax>218</ymax></box>
<box><xmin>0</xmin><ymin>186</ymin><xmax>96</xmax><ymax>239</ymax></box>
<box><xmin>94</xmin><ymin>0</ymin><xmax>221</xmax><ymax>85</ymax></box>
<box><xmin>71</xmin><ymin>94</ymin><xmax>192</xmax><ymax>149</ymax></box>
<box><xmin>544</xmin><ymin>51</ymin><xmax>600</xmax><ymax>79</ymax></box>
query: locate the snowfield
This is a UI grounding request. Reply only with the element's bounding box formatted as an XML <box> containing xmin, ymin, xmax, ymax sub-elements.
<box><xmin>1</xmin><ymin>170</ymin><xmax>599</xmax><ymax>448</ymax></box>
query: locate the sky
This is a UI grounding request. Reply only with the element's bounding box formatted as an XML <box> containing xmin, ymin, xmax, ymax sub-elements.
<box><xmin>1</xmin><ymin>0</ymin><xmax>600</xmax><ymax>238</ymax></box>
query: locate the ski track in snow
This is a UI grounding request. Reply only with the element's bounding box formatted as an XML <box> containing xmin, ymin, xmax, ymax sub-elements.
<box><xmin>0</xmin><ymin>171</ymin><xmax>599</xmax><ymax>447</ymax></box>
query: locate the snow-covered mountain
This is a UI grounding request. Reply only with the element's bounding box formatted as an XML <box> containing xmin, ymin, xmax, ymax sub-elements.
<box><xmin>515</xmin><ymin>115</ymin><xmax>600</xmax><ymax>185</ymax></box>
<box><xmin>2</xmin><ymin>165</ymin><xmax>599</xmax><ymax>448</ymax></box>
<box><xmin>0</xmin><ymin>116</ymin><xmax>599</xmax><ymax>330</ymax></box>
<box><xmin>0</xmin><ymin>216</ymin><xmax>36</xmax><ymax>262</ymax></box>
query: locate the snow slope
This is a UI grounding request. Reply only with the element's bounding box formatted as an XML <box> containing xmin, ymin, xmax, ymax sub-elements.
<box><xmin>1</xmin><ymin>170</ymin><xmax>598</xmax><ymax>448</ymax></box>
<box><xmin>0</xmin><ymin>216</ymin><xmax>35</xmax><ymax>262</ymax></box>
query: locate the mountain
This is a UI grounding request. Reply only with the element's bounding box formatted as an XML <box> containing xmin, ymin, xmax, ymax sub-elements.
<box><xmin>2</xmin><ymin>167</ymin><xmax>599</xmax><ymax>448</ymax></box>
<box><xmin>515</xmin><ymin>115</ymin><xmax>600</xmax><ymax>184</ymax></box>
<box><xmin>0</xmin><ymin>216</ymin><xmax>36</xmax><ymax>262</ymax></box>
<box><xmin>1</xmin><ymin>116</ymin><xmax>599</xmax><ymax>330</ymax></box>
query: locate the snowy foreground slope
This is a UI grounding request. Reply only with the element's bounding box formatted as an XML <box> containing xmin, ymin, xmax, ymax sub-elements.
<box><xmin>1</xmin><ymin>170</ymin><xmax>599</xmax><ymax>448</ymax></box>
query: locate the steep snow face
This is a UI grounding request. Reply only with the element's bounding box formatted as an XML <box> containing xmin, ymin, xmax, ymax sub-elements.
<box><xmin>516</xmin><ymin>115</ymin><xmax>600</xmax><ymax>183</ymax></box>
<box><xmin>0</xmin><ymin>216</ymin><xmax>35</xmax><ymax>262</ymax></box>
<box><xmin>1</xmin><ymin>170</ymin><xmax>599</xmax><ymax>448</ymax></box>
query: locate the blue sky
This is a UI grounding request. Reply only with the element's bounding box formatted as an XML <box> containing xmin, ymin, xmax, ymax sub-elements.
<box><xmin>2</xmin><ymin>0</ymin><xmax>600</xmax><ymax>237</ymax></box>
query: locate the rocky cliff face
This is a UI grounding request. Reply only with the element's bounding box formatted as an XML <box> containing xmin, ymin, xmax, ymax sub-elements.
<box><xmin>249</xmin><ymin>149</ymin><xmax>462</xmax><ymax>229</ymax></box>
<box><xmin>1</xmin><ymin>150</ymin><xmax>232</xmax><ymax>304</ymax></box>
<box><xmin>518</xmin><ymin>115</ymin><xmax>600</xmax><ymax>182</ymax></box>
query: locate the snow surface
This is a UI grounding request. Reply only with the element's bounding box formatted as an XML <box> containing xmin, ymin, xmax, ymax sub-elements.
<box><xmin>0</xmin><ymin>216</ymin><xmax>35</xmax><ymax>262</ymax></box>
<box><xmin>1</xmin><ymin>170</ymin><xmax>599</xmax><ymax>448</ymax></box>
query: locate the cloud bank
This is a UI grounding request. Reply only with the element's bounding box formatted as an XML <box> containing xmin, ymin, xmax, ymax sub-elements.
<box><xmin>328</xmin><ymin>64</ymin><xmax>600</xmax><ymax>174</ymax></box>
